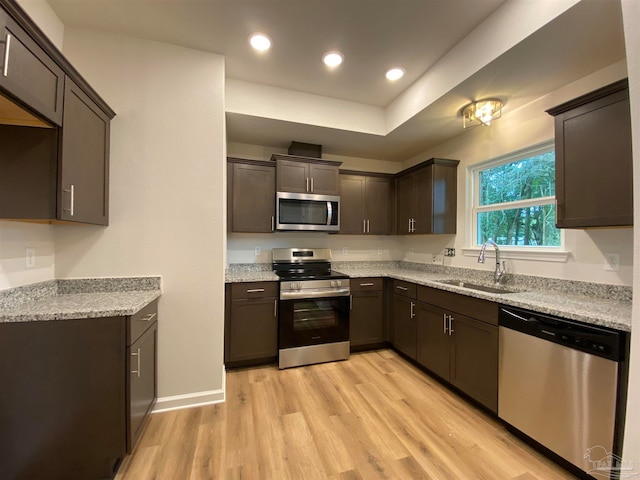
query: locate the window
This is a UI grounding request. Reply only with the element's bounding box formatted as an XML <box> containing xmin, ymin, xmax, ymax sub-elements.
<box><xmin>470</xmin><ymin>142</ymin><xmax>561</xmax><ymax>248</ymax></box>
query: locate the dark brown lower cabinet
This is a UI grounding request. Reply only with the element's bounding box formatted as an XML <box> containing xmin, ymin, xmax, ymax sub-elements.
<box><xmin>0</xmin><ymin>317</ymin><xmax>126</xmax><ymax>480</ymax></box>
<box><xmin>225</xmin><ymin>282</ymin><xmax>278</xmax><ymax>367</ymax></box>
<box><xmin>415</xmin><ymin>292</ymin><xmax>498</xmax><ymax>413</ymax></box>
<box><xmin>391</xmin><ymin>293</ymin><xmax>417</xmax><ymax>359</ymax></box>
<box><xmin>350</xmin><ymin>278</ymin><xmax>385</xmax><ymax>350</ymax></box>
<box><xmin>127</xmin><ymin>317</ymin><xmax>157</xmax><ymax>453</ymax></box>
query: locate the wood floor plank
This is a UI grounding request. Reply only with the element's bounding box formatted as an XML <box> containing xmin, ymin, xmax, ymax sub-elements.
<box><xmin>116</xmin><ymin>350</ymin><xmax>578</xmax><ymax>480</ymax></box>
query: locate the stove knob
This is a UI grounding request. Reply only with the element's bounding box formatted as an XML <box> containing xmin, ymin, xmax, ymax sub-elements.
<box><xmin>336</xmin><ymin>280</ymin><xmax>342</xmax><ymax>287</ymax></box>
<box><xmin>297</xmin><ymin>283</ymin><xmax>302</xmax><ymax>291</ymax></box>
<box><xmin>330</xmin><ymin>281</ymin><xmax>336</xmax><ymax>287</ymax></box>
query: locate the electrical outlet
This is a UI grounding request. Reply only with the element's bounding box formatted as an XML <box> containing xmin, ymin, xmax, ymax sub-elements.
<box><xmin>25</xmin><ymin>247</ymin><xmax>36</xmax><ymax>269</ymax></box>
<box><xmin>343</xmin><ymin>247</ymin><xmax>348</xmax><ymax>256</ymax></box>
<box><xmin>604</xmin><ymin>253</ymin><xmax>620</xmax><ymax>272</ymax></box>
<box><xmin>254</xmin><ymin>246</ymin><xmax>261</xmax><ymax>256</ymax></box>
<box><xmin>432</xmin><ymin>254</ymin><xmax>444</xmax><ymax>265</ymax></box>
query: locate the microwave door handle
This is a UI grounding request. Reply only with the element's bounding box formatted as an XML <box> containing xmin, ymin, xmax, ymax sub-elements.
<box><xmin>326</xmin><ymin>201</ymin><xmax>333</xmax><ymax>225</ymax></box>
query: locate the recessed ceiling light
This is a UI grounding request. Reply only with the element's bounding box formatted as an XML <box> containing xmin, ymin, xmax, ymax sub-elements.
<box><xmin>323</xmin><ymin>51</ymin><xmax>343</xmax><ymax>68</ymax></box>
<box><xmin>249</xmin><ymin>33</ymin><xmax>271</xmax><ymax>51</ymax></box>
<box><xmin>386</xmin><ymin>68</ymin><xmax>405</xmax><ymax>81</ymax></box>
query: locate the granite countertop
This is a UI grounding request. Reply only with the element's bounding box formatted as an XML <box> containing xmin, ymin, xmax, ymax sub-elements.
<box><xmin>226</xmin><ymin>262</ymin><xmax>632</xmax><ymax>332</ymax></box>
<box><xmin>0</xmin><ymin>277</ymin><xmax>162</xmax><ymax>323</ymax></box>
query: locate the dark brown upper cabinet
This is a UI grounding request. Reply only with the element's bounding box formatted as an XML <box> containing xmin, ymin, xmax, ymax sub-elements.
<box><xmin>227</xmin><ymin>158</ymin><xmax>275</xmax><ymax>233</ymax></box>
<box><xmin>273</xmin><ymin>154</ymin><xmax>341</xmax><ymax>196</ymax></box>
<box><xmin>59</xmin><ymin>78</ymin><xmax>110</xmax><ymax>225</ymax></box>
<box><xmin>0</xmin><ymin>7</ymin><xmax>64</xmax><ymax>126</ymax></box>
<box><xmin>396</xmin><ymin>158</ymin><xmax>459</xmax><ymax>235</ymax></box>
<box><xmin>0</xmin><ymin>0</ymin><xmax>115</xmax><ymax>225</ymax></box>
<box><xmin>547</xmin><ymin>79</ymin><xmax>632</xmax><ymax>228</ymax></box>
<box><xmin>339</xmin><ymin>172</ymin><xmax>393</xmax><ymax>234</ymax></box>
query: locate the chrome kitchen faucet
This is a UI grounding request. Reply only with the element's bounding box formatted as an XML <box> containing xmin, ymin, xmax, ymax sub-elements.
<box><xmin>478</xmin><ymin>239</ymin><xmax>506</xmax><ymax>285</ymax></box>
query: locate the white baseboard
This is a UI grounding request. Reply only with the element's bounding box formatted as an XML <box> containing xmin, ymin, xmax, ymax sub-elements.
<box><xmin>153</xmin><ymin>369</ymin><xmax>227</xmax><ymax>413</ymax></box>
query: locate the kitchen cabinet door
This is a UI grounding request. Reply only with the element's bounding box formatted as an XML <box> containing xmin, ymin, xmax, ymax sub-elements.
<box><xmin>416</xmin><ymin>302</ymin><xmax>450</xmax><ymax>381</ymax></box>
<box><xmin>127</xmin><ymin>319</ymin><xmax>157</xmax><ymax>453</ymax></box>
<box><xmin>276</xmin><ymin>159</ymin><xmax>309</xmax><ymax>193</ymax></box>
<box><xmin>309</xmin><ymin>162</ymin><xmax>339</xmax><ymax>195</ymax></box>
<box><xmin>412</xmin><ymin>166</ymin><xmax>433</xmax><ymax>234</ymax></box>
<box><xmin>396</xmin><ymin>173</ymin><xmax>413</xmax><ymax>234</ymax></box>
<box><xmin>364</xmin><ymin>176</ymin><xmax>392</xmax><ymax>234</ymax></box>
<box><xmin>391</xmin><ymin>293</ymin><xmax>417</xmax><ymax>359</ymax></box>
<box><xmin>449</xmin><ymin>314</ymin><xmax>498</xmax><ymax>412</ymax></box>
<box><xmin>229</xmin><ymin>160</ymin><xmax>275</xmax><ymax>233</ymax></box>
<box><xmin>0</xmin><ymin>9</ymin><xmax>64</xmax><ymax>125</ymax></box>
<box><xmin>350</xmin><ymin>289</ymin><xmax>385</xmax><ymax>349</ymax></box>
<box><xmin>339</xmin><ymin>174</ymin><xmax>366</xmax><ymax>234</ymax></box>
<box><xmin>548</xmin><ymin>79</ymin><xmax>632</xmax><ymax>228</ymax></box>
<box><xmin>59</xmin><ymin>78</ymin><xmax>110</xmax><ymax>225</ymax></box>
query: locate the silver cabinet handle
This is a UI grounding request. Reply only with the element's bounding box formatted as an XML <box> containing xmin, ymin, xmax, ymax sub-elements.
<box><xmin>2</xmin><ymin>33</ymin><xmax>11</xmax><ymax>77</ymax></box>
<box><xmin>246</xmin><ymin>288</ymin><xmax>265</xmax><ymax>293</ymax></box>
<box><xmin>408</xmin><ymin>218</ymin><xmax>411</xmax><ymax>233</ymax></box>
<box><xmin>131</xmin><ymin>348</ymin><xmax>141</xmax><ymax>378</ymax></box>
<box><xmin>410</xmin><ymin>301</ymin><xmax>415</xmax><ymax>319</ymax></box>
<box><xmin>274</xmin><ymin>299</ymin><xmax>277</xmax><ymax>317</ymax></box>
<box><xmin>396</xmin><ymin>285</ymin><xmax>408</xmax><ymax>291</ymax></box>
<box><xmin>311</xmin><ymin>177</ymin><xmax>314</xmax><ymax>193</ymax></box>
<box><xmin>360</xmin><ymin>282</ymin><xmax>374</xmax><ymax>286</ymax></box>
<box><xmin>363</xmin><ymin>219</ymin><xmax>366</xmax><ymax>233</ymax></box>
<box><xmin>141</xmin><ymin>312</ymin><xmax>157</xmax><ymax>322</ymax></box>
<box><xmin>443</xmin><ymin>313</ymin><xmax>448</xmax><ymax>334</ymax></box>
<box><xmin>271</xmin><ymin>215</ymin><xmax>275</xmax><ymax>232</ymax></box>
<box><xmin>306</xmin><ymin>177</ymin><xmax>309</xmax><ymax>192</ymax></box>
<box><xmin>63</xmin><ymin>184</ymin><xmax>75</xmax><ymax>216</ymax></box>
<box><xmin>367</xmin><ymin>220</ymin><xmax>370</xmax><ymax>233</ymax></box>
<box><xmin>350</xmin><ymin>294</ymin><xmax>353</xmax><ymax>310</ymax></box>
<box><xmin>448</xmin><ymin>315</ymin><xmax>454</xmax><ymax>336</ymax></box>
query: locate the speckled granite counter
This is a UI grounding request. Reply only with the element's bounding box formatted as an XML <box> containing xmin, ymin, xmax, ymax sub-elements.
<box><xmin>226</xmin><ymin>261</ymin><xmax>632</xmax><ymax>332</ymax></box>
<box><xmin>0</xmin><ymin>277</ymin><xmax>162</xmax><ymax>323</ymax></box>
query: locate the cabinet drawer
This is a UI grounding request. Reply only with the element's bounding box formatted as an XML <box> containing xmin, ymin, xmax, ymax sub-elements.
<box><xmin>350</xmin><ymin>277</ymin><xmax>384</xmax><ymax>292</ymax></box>
<box><xmin>231</xmin><ymin>281</ymin><xmax>278</xmax><ymax>300</ymax></box>
<box><xmin>392</xmin><ymin>279</ymin><xmax>417</xmax><ymax>298</ymax></box>
<box><xmin>417</xmin><ymin>286</ymin><xmax>498</xmax><ymax>326</ymax></box>
<box><xmin>128</xmin><ymin>299</ymin><xmax>158</xmax><ymax>345</ymax></box>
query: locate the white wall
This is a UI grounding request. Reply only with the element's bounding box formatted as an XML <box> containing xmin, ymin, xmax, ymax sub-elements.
<box><xmin>622</xmin><ymin>0</ymin><xmax>640</xmax><ymax>469</ymax></box>
<box><xmin>56</xmin><ymin>29</ymin><xmax>227</xmax><ymax>409</ymax></box>
<box><xmin>399</xmin><ymin>60</ymin><xmax>633</xmax><ymax>286</ymax></box>
<box><xmin>0</xmin><ymin>0</ymin><xmax>63</xmax><ymax>291</ymax></box>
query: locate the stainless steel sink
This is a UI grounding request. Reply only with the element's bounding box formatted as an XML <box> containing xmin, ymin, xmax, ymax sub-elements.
<box><xmin>436</xmin><ymin>279</ymin><xmax>519</xmax><ymax>294</ymax></box>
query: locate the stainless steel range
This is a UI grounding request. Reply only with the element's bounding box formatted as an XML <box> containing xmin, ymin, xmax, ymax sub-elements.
<box><xmin>273</xmin><ymin>248</ymin><xmax>350</xmax><ymax>369</ymax></box>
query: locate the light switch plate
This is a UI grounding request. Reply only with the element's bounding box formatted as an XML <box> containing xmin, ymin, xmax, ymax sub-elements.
<box><xmin>25</xmin><ymin>247</ymin><xmax>36</xmax><ymax>268</ymax></box>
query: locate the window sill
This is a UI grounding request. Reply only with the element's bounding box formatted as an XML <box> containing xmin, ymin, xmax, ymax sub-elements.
<box><xmin>461</xmin><ymin>247</ymin><xmax>571</xmax><ymax>263</ymax></box>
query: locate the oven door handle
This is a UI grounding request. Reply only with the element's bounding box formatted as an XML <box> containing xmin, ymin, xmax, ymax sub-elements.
<box><xmin>280</xmin><ymin>288</ymin><xmax>350</xmax><ymax>300</ymax></box>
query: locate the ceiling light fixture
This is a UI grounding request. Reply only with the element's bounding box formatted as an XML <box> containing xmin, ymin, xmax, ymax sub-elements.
<box><xmin>385</xmin><ymin>68</ymin><xmax>405</xmax><ymax>81</ymax></box>
<box><xmin>323</xmin><ymin>51</ymin><xmax>343</xmax><ymax>68</ymax></box>
<box><xmin>249</xmin><ymin>33</ymin><xmax>271</xmax><ymax>51</ymax></box>
<box><xmin>461</xmin><ymin>99</ymin><xmax>504</xmax><ymax>128</ymax></box>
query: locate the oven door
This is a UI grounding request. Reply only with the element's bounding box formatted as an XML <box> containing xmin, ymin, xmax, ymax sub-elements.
<box><xmin>279</xmin><ymin>295</ymin><xmax>350</xmax><ymax>349</ymax></box>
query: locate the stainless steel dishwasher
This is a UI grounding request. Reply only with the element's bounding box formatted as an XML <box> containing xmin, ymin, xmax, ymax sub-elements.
<box><xmin>499</xmin><ymin>305</ymin><xmax>628</xmax><ymax>477</ymax></box>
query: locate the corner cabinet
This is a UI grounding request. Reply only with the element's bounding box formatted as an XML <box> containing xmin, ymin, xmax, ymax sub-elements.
<box><xmin>339</xmin><ymin>173</ymin><xmax>393</xmax><ymax>234</ymax></box>
<box><xmin>547</xmin><ymin>79</ymin><xmax>632</xmax><ymax>228</ymax></box>
<box><xmin>59</xmin><ymin>78</ymin><xmax>110</xmax><ymax>225</ymax></box>
<box><xmin>227</xmin><ymin>158</ymin><xmax>275</xmax><ymax>233</ymax></box>
<box><xmin>273</xmin><ymin>153</ymin><xmax>341</xmax><ymax>195</ymax></box>
<box><xmin>225</xmin><ymin>282</ymin><xmax>279</xmax><ymax>368</ymax></box>
<box><xmin>396</xmin><ymin>158</ymin><xmax>459</xmax><ymax>235</ymax></box>
<box><xmin>0</xmin><ymin>0</ymin><xmax>115</xmax><ymax>225</ymax></box>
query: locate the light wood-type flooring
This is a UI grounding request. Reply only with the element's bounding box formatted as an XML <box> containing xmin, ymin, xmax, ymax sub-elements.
<box><xmin>116</xmin><ymin>349</ymin><xmax>577</xmax><ymax>480</ymax></box>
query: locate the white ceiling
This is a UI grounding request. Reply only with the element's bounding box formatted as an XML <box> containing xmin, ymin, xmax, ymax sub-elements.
<box><xmin>48</xmin><ymin>0</ymin><xmax>626</xmax><ymax>162</ymax></box>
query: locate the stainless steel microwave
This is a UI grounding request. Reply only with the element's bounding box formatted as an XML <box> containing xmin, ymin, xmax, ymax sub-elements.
<box><xmin>276</xmin><ymin>192</ymin><xmax>340</xmax><ymax>232</ymax></box>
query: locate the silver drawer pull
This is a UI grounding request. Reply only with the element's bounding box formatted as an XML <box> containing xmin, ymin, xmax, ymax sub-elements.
<box><xmin>2</xmin><ymin>33</ymin><xmax>11</xmax><ymax>77</ymax></box>
<box><xmin>396</xmin><ymin>286</ymin><xmax>408</xmax><ymax>291</ymax></box>
<box><xmin>360</xmin><ymin>283</ymin><xmax>374</xmax><ymax>286</ymax></box>
<box><xmin>246</xmin><ymin>288</ymin><xmax>265</xmax><ymax>293</ymax></box>
<box><xmin>63</xmin><ymin>185</ymin><xmax>75</xmax><ymax>216</ymax></box>
<box><xmin>141</xmin><ymin>312</ymin><xmax>157</xmax><ymax>322</ymax></box>
<box><xmin>131</xmin><ymin>348</ymin><xmax>141</xmax><ymax>378</ymax></box>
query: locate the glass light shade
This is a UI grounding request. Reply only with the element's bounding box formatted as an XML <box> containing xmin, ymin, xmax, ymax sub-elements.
<box><xmin>323</xmin><ymin>52</ymin><xmax>344</xmax><ymax>67</ymax></box>
<box><xmin>462</xmin><ymin>99</ymin><xmax>503</xmax><ymax>128</ymax></box>
<box><xmin>249</xmin><ymin>33</ymin><xmax>271</xmax><ymax>51</ymax></box>
<box><xmin>385</xmin><ymin>68</ymin><xmax>405</xmax><ymax>81</ymax></box>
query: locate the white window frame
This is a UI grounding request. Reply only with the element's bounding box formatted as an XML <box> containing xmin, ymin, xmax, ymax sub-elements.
<box><xmin>462</xmin><ymin>141</ymin><xmax>570</xmax><ymax>263</ymax></box>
